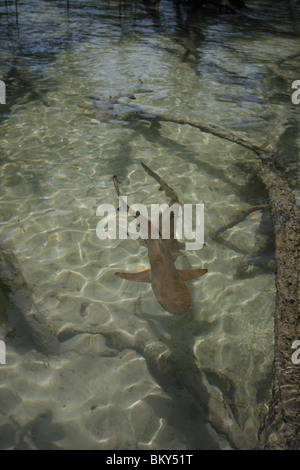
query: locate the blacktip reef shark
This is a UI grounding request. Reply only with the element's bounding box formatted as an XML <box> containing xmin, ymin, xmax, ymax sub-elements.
<box><xmin>113</xmin><ymin>163</ymin><xmax>207</xmax><ymax>315</ymax></box>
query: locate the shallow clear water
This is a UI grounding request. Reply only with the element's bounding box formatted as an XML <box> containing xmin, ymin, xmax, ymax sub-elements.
<box><xmin>0</xmin><ymin>0</ymin><xmax>299</xmax><ymax>450</ymax></box>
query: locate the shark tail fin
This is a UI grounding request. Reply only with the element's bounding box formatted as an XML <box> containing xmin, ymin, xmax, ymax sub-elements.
<box><xmin>177</xmin><ymin>268</ymin><xmax>207</xmax><ymax>281</ymax></box>
<box><xmin>141</xmin><ymin>162</ymin><xmax>179</xmax><ymax>204</ymax></box>
<box><xmin>115</xmin><ymin>269</ymin><xmax>151</xmax><ymax>283</ymax></box>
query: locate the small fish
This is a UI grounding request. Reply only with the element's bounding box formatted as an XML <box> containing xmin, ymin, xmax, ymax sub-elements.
<box><xmin>113</xmin><ymin>163</ymin><xmax>207</xmax><ymax>315</ymax></box>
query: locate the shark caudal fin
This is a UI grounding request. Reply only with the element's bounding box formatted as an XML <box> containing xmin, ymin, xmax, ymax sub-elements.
<box><xmin>177</xmin><ymin>268</ymin><xmax>207</xmax><ymax>281</ymax></box>
<box><xmin>141</xmin><ymin>162</ymin><xmax>179</xmax><ymax>205</ymax></box>
<box><xmin>115</xmin><ymin>270</ymin><xmax>151</xmax><ymax>282</ymax></box>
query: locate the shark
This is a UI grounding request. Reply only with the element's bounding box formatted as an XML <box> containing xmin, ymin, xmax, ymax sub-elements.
<box><xmin>113</xmin><ymin>163</ymin><xmax>207</xmax><ymax>315</ymax></box>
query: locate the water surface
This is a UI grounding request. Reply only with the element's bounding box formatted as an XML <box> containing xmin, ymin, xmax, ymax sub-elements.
<box><xmin>0</xmin><ymin>0</ymin><xmax>299</xmax><ymax>450</ymax></box>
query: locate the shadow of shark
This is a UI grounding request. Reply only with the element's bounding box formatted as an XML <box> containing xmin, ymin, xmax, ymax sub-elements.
<box><xmin>114</xmin><ymin>163</ymin><xmax>207</xmax><ymax>315</ymax></box>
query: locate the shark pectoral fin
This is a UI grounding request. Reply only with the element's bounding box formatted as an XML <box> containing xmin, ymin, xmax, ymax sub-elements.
<box><xmin>177</xmin><ymin>268</ymin><xmax>208</xmax><ymax>281</ymax></box>
<box><xmin>115</xmin><ymin>269</ymin><xmax>151</xmax><ymax>282</ymax></box>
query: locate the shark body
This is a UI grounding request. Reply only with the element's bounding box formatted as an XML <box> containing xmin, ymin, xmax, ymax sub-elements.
<box><xmin>114</xmin><ymin>163</ymin><xmax>207</xmax><ymax>315</ymax></box>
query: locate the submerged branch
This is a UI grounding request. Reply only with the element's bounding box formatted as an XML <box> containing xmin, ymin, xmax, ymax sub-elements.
<box><xmin>0</xmin><ymin>246</ymin><xmax>60</xmax><ymax>355</ymax></box>
<box><xmin>154</xmin><ymin>113</ymin><xmax>263</xmax><ymax>154</ymax></box>
<box><xmin>58</xmin><ymin>325</ymin><xmax>257</xmax><ymax>449</ymax></box>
